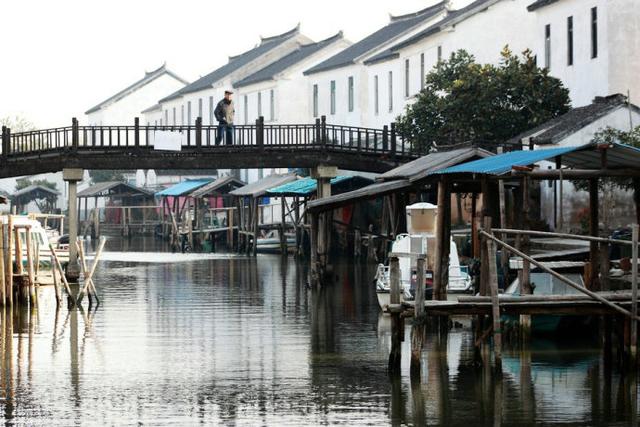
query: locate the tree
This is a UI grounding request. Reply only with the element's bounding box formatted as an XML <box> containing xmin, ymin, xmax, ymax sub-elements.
<box><xmin>573</xmin><ymin>126</ymin><xmax>640</xmax><ymax>225</ymax></box>
<box><xmin>89</xmin><ymin>170</ymin><xmax>126</xmax><ymax>183</ymax></box>
<box><xmin>0</xmin><ymin>115</ymin><xmax>35</xmax><ymax>133</ymax></box>
<box><xmin>396</xmin><ymin>47</ymin><xmax>571</xmax><ymax>152</ymax></box>
<box><xmin>15</xmin><ymin>178</ymin><xmax>57</xmax><ymax>191</ymax></box>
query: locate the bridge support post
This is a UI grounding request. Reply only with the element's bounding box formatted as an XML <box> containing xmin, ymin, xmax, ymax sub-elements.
<box><xmin>310</xmin><ymin>165</ymin><xmax>337</xmax><ymax>286</ymax></box>
<box><xmin>63</xmin><ymin>168</ymin><xmax>84</xmax><ymax>281</ymax></box>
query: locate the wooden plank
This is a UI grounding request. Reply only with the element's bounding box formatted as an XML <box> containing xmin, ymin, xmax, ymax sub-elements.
<box><xmin>487</xmin><ymin>238</ymin><xmax>501</xmax><ymax>369</ymax></box>
<box><xmin>390</xmin><ymin>256</ymin><xmax>400</xmax><ymax>305</ymax></box>
<box><xmin>415</xmin><ymin>255</ymin><xmax>426</xmax><ymax>317</ymax></box>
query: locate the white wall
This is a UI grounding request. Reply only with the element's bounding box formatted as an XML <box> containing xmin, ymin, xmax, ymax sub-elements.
<box><xmin>87</xmin><ymin>73</ymin><xmax>186</xmax><ymax>125</ymax></box>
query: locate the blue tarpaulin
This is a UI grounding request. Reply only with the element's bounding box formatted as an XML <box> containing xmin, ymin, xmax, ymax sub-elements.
<box><xmin>155</xmin><ymin>178</ymin><xmax>214</xmax><ymax>197</ymax></box>
<box><xmin>267</xmin><ymin>176</ymin><xmax>371</xmax><ymax>197</ymax></box>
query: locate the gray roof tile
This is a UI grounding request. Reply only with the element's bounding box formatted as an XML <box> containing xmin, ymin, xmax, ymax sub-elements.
<box><xmin>527</xmin><ymin>0</ymin><xmax>561</xmax><ymax>12</ymax></box>
<box><xmin>234</xmin><ymin>32</ymin><xmax>344</xmax><ymax>88</ymax></box>
<box><xmin>304</xmin><ymin>2</ymin><xmax>446</xmax><ymax>75</ymax></box>
<box><xmin>160</xmin><ymin>26</ymin><xmax>301</xmax><ymax>102</ymax></box>
<box><xmin>86</xmin><ymin>64</ymin><xmax>188</xmax><ymax>114</ymax></box>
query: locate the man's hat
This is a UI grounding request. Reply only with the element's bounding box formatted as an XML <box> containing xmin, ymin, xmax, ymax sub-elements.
<box><xmin>225</xmin><ymin>90</ymin><xmax>233</xmax><ymax>95</ymax></box>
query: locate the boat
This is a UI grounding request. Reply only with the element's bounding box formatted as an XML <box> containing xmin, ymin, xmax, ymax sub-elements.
<box><xmin>503</xmin><ymin>272</ymin><xmax>588</xmax><ymax>333</ymax></box>
<box><xmin>375</xmin><ymin>203</ymin><xmax>472</xmax><ymax>311</ymax></box>
<box><xmin>256</xmin><ymin>230</ymin><xmax>296</xmax><ymax>253</ymax></box>
<box><xmin>0</xmin><ymin>215</ymin><xmax>68</xmax><ymax>285</ymax></box>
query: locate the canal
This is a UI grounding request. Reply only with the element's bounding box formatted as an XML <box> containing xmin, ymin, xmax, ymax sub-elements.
<box><xmin>0</xmin><ymin>237</ymin><xmax>638</xmax><ymax>425</ymax></box>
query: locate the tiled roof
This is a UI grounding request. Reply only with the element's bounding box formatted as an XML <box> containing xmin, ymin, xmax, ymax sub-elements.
<box><xmin>527</xmin><ymin>0</ymin><xmax>562</xmax><ymax>12</ymax></box>
<box><xmin>508</xmin><ymin>94</ymin><xmax>640</xmax><ymax>146</ymax></box>
<box><xmin>86</xmin><ymin>64</ymin><xmax>188</xmax><ymax>114</ymax></box>
<box><xmin>234</xmin><ymin>32</ymin><xmax>344</xmax><ymax>88</ymax></box>
<box><xmin>159</xmin><ymin>25</ymin><xmax>302</xmax><ymax>103</ymax></box>
<box><xmin>386</xmin><ymin>0</ymin><xmax>501</xmax><ymax>53</ymax></box>
<box><xmin>304</xmin><ymin>2</ymin><xmax>446</xmax><ymax>75</ymax></box>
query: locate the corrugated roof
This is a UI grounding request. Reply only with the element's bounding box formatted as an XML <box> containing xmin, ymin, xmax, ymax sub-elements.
<box><xmin>12</xmin><ymin>185</ymin><xmax>60</xmax><ymax>198</ymax></box>
<box><xmin>160</xmin><ymin>26</ymin><xmax>302</xmax><ymax>102</ymax></box>
<box><xmin>561</xmin><ymin>142</ymin><xmax>640</xmax><ymax>170</ymax></box>
<box><xmin>307</xmin><ymin>179</ymin><xmax>413</xmax><ymax>213</ymax></box>
<box><xmin>77</xmin><ymin>181</ymin><xmax>154</xmax><ymax>198</ymax></box>
<box><xmin>229</xmin><ymin>174</ymin><xmax>297</xmax><ymax>197</ymax></box>
<box><xmin>155</xmin><ymin>178</ymin><xmax>213</xmax><ymax>197</ymax></box>
<box><xmin>379</xmin><ymin>146</ymin><xmax>492</xmax><ymax>182</ymax></box>
<box><xmin>86</xmin><ymin>64</ymin><xmax>188</xmax><ymax>114</ymax></box>
<box><xmin>386</xmin><ymin>0</ymin><xmax>500</xmax><ymax>53</ymax></box>
<box><xmin>508</xmin><ymin>94</ymin><xmax>639</xmax><ymax>146</ymax></box>
<box><xmin>141</xmin><ymin>103</ymin><xmax>162</xmax><ymax>114</ymax></box>
<box><xmin>189</xmin><ymin>176</ymin><xmax>246</xmax><ymax>198</ymax></box>
<box><xmin>267</xmin><ymin>175</ymin><xmax>373</xmax><ymax>196</ymax></box>
<box><xmin>304</xmin><ymin>2</ymin><xmax>446</xmax><ymax>75</ymax></box>
<box><xmin>234</xmin><ymin>32</ymin><xmax>344</xmax><ymax>88</ymax></box>
<box><xmin>527</xmin><ymin>0</ymin><xmax>561</xmax><ymax>12</ymax></box>
<box><xmin>432</xmin><ymin>146</ymin><xmax>581</xmax><ymax>176</ymax></box>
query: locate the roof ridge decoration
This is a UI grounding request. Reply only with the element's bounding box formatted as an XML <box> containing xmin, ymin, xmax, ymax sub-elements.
<box><xmin>260</xmin><ymin>23</ymin><xmax>301</xmax><ymax>43</ymax></box>
<box><xmin>389</xmin><ymin>2</ymin><xmax>447</xmax><ymax>22</ymax></box>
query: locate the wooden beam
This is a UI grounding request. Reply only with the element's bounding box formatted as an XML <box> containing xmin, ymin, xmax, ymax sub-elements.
<box><xmin>589</xmin><ymin>178</ymin><xmax>600</xmax><ymax>291</ymax></box>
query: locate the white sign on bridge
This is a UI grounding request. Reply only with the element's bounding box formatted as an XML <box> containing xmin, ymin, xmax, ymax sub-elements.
<box><xmin>152</xmin><ymin>131</ymin><xmax>183</xmax><ymax>151</ymax></box>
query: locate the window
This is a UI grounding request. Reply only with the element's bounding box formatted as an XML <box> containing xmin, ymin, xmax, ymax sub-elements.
<box><xmin>348</xmin><ymin>76</ymin><xmax>354</xmax><ymax>112</ymax></box>
<box><xmin>313</xmin><ymin>84</ymin><xmax>319</xmax><ymax>118</ymax></box>
<box><xmin>330</xmin><ymin>80</ymin><xmax>336</xmax><ymax>115</ymax></box>
<box><xmin>257</xmin><ymin>92</ymin><xmax>262</xmax><ymax>117</ymax></box>
<box><xmin>164</xmin><ymin>110</ymin><xmax>168</xmax><ymax>124</ymax></box>
<box><xmin>198</xmin><ymin>98</ymin><xmax>203</xmax><ymax>119</ymax></box>
<box><xmin>567</xmin><ymin>16</ymin><xmax>573</xmax><ymax>66</ymax></box>
<box><xmin>181</xmin><ymin>105</ymin><xmax>184</xmax><ymax>125</ymax></box>
<box><xmin>187</xmin><ymin>101</ymin><xmax>192</xmax><ymax>125</ymax></box>
<box><xmin>437</xmin><ymin>45</ymin><xmax>442</xmax><ymax>63</ymax></box>
<box><xmin>404</xmin><ymin>59</ymin><xmax>410</xmax><ymax>97</ymax></box>
<box><xmin>243</xmin><ymin>95</ymin><xmax>248</xmax><ymax>124</ymax></box>
<box><xmin>209</xmin><ymin>96</ymin><xmax>214</xmax><ymax>124</ymax></box>
<box><xmin>420</xmin><ymin>53</ymin><xmax>425</xmax><ymax>90</ymax></box>
<box><xmin>544</xmin><ymin>24</ymin><xmax>551</xmax><ymax>69</ymax></box>
<box><xmin>388</xmin><ymin>71</ymin><xmax>393</xmax><ymax>112</ymax></box>
<box><xmin>591</xmin><ymin>7</ymin><xmax>598</xmax><ymax>58</ymax></box>
<box><xmin>269</xmin><ymin>89</ymin><xmax>275</xmax><ymax>121</ymax></box>
<box><xmin>172</xmin><ymin>107</ymin><xmax>176</xmax><ymax>125</ymax></box>
<box><xmin>374</xmin><ymin>75</ymin><xmax>379</xmax><ymax>115</ymax></box>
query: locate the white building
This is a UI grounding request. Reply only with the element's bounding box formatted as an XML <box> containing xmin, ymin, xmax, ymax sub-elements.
<box><xmin>303</xmin><ymin>2</ymin><xmax>448</xmax><ymax>128</ymax></box>
<box><xmin>148</xmin><ymin>25</ymin><xmax>313</xmax><ymax>129</ymax></box>
<box><xmin>526</xmin><ymin>0</ymin><xmax>639</xmax><ymax>108</ymax></box>
<box><xmin>85</xmin><ymin>63</ymin><xmax>188</xmax><ymax>125</ymax></box>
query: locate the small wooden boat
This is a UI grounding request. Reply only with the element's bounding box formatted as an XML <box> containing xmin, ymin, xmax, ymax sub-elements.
<box><xmin>256</xmin><ymin>230</ymin><xmax>296</xmax><ymax>253</ymax></box>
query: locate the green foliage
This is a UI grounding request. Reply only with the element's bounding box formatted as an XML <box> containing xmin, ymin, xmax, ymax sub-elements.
<box><xmin>15</xmin><ymin>178</ymin><xmax>57</xmax><ymax>191</ymax></box>
<box><xmin>573</xmin><ymin>126</ymin><xmax>640</xmax><ymax>193</ymax></box>
<box><xmin>396</xmin><ymin>47</ymin><xmax>571</xmax><ymax>152</ymax></box>
<box><xmin>89</xmin><ymin>170</ymin><xmax>125</xmax><ymax>183</ymax></box>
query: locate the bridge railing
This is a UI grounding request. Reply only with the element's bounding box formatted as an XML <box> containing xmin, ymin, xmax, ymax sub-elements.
<box><xmin>2</xmin><ymin>116</ymin><xmax>423</xmax><ymax>159</ymax></box>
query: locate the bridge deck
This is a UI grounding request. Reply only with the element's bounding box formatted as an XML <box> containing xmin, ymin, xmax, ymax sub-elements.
<box><xmin>0</xmin><ymin>118</ymin><xmax>423</xmax><ymax>177</ymax></box>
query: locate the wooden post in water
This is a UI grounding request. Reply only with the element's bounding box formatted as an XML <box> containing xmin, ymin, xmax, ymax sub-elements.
<box><xmin>388</xmin><ymin>256</ymin><xmax>402</xmax><ymax>374</ymax></box>
<box><xmin>411</xmin><ymin>254</ymin><xmax>426</xmax><ymax>378</ymax></box>
<box><xmin>252</xmin><ymin>198</ymin><xmax>259</xmax><ymax>256</ymax></box>
<box><xmin>280</xmin><ymin>197</ymin><xmax>286</xmax><ymax>255</ymax></box>
<box><xmin>49</xmin><ymin>242</ymin><xmax>75</xmax><ymax>307</ymax></box>
<box><xmin>487</xmin><ymin>237</ymin><xmax>502</xmax><ymax>372</ymax></box>
<box><xmin>24</xmin><ymin>226</ymin><xmax>36</xmax><ymax>307</ymax></box>
<box><xmin>6</xmin><ymin>217</ymin><xmax>13</xmax><ymax>306</ymax></box>
<box><xmin>520</xmin><ymin>176</ymin><xmax>532</xmax><ymax>340</ymax></box>
<box><xmin>0</xmin><ymin>225</ymin><xmax>5</xmax><ymax>306</ymax></box>
<box><xmin>433</xmin><ymin>177</ymin><xmax>450</xmax><ymax>301</ymax></box>
<box><xmin>631</xmin><ymin>224</ymin><xmax>638</xmax><ymax>364</ymax></box>
<box><xmin>588</xmin><ymin>178</ymin><xmax>600</xmax><ymax>290</ymax></box>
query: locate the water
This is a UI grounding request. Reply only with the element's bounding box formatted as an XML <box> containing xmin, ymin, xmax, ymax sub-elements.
<box><xmin>0</xmin><ymin>236</ymin><xmax>638</xmax><ymax>425</ymax></box>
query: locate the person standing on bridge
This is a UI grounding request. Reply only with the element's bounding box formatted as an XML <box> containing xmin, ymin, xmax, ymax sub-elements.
<box><xmin>214</xmin><ymin>90</ymin><xmax>235</xmax><ymax>145</ymax></box>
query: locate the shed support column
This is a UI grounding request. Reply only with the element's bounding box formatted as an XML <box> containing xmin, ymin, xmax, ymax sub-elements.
<box><xmin>433</xmin><ymin>177</ymin><xmax>450</xmax><ymax>301</ymax></box>
<box><xmin>311</xmin><ymin>165</ymin><xmax>337</xmax><ymax>284</ymax></box>
<box><xmin>63</xmin><ymin>168</ymin><xmax>84</xmax><ymax>281</ymax></box>
<box><xmin>589</xmin><ymin>178</ymin><xmax>600</xmax><ymax>291</ymax></box>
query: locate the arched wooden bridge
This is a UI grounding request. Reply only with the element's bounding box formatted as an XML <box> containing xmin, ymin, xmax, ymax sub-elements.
<box><xmin>0</xmin><ymin>117</ymin><xmax>423</xmax><ymax>178</ymax></box>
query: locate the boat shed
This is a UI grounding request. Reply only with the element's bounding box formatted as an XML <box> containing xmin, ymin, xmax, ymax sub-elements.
<box><xmin>76</xmin><ymin>181</ymin><xmax>155</xmax><ymax>236</ymax></box>
<box><xmin>11</xmin><ymin>185</ymin><xmax>60</xmax><ymax>214</ymax></box>
<box><xmin>423</xmin><ymin>142</ymin><xmax>640</xmax><ymax>298</ymax></box>
<box><xmin>229</xmin><ymin>174</ymin><xmax>298</xmax><ymax>255</ymax></box>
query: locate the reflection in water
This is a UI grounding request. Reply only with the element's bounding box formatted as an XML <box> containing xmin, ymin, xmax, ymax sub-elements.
<box><xmin>0</xmin><ymin>236</ymin><xmax>636</xmax><ymax>424</ymax></box>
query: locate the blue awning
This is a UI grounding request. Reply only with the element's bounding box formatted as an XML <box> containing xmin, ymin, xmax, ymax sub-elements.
<box><xmin>155</xmin><ymin>178</ymin><xmax>214</xmax><ymax>197</ymax></box>
<box><xmin>432</xmin><ymin>146</ymin><xmax>582</xmax><ymax>176</ymax></box>
<box><xmin>267</xmin><ymin>176</ymin><xmax>373</xmax><ymax>197</ymax></box>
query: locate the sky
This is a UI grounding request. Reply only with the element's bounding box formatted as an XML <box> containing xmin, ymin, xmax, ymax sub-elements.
<box><xmin>0</xmin><ymin>0</ymin><xmax>438</xmax><ymax>128</ymax></box>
